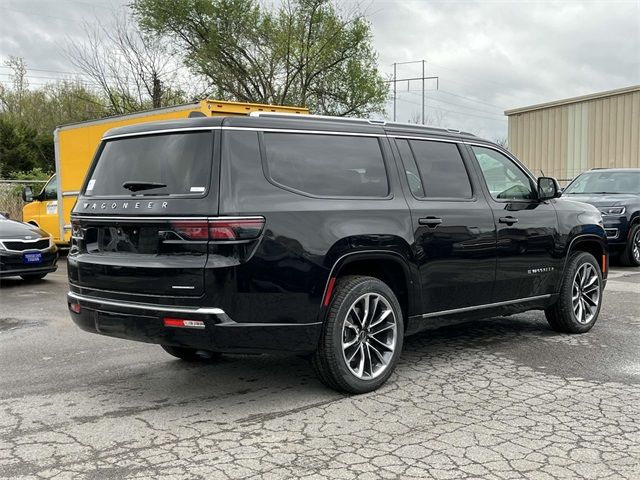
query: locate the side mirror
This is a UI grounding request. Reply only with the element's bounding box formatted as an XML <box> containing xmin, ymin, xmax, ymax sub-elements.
<box><xmin>537</xmin><ymin>177</ymin><xmax>561</xmax><ymax>201</ymax></box>
<box><xmin>22</xmin><ymin>186</ymin><xmax>34</xmax><ymax>203</ymax></box>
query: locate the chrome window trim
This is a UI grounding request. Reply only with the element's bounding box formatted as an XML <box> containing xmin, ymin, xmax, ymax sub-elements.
<box><xmin>390</xmin><ymin>134</ymin><xmax>461</xmax><ymax>144</ymax></box>
<box><xmin>420</xmin><ymin>294</ymin><xmax>552</xmax><ymax>318</ymax></box>
<box><xmin>102</xmin><ymin>126</ymin><xmax>476</xmax><ymax>142</ymax></box>
<box><xmin>70</xmin><ymin>215</ymin><xmax>263</xmax><ymax>222</ymax></box>
<box><xmin>102</xmin><ymin>125</ymin><xmax>484</xmax><ymax>143</ymax></box>
<box><xmin>227</xmin><ymin>126</ymin><xmax>383</xmax><ymax>138</ymax></box>
<box><xmin>103</xmin><ymin>126</ymin><xmax>221</xmax><ymax>140</ymax></box>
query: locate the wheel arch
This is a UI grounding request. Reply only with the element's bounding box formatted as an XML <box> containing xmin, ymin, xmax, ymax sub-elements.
<box><xmin>627</xmin><ymin>210</ymin><xmax>640</xmax><ymax>235</ymax></box>
<box><xmin>560</xmin><ymin>234</ymin><xmax>607</xmax><ymax>288</ymax></box>
<box><xmin>320</xmin><ymin>251</ymin><xmax>418</xmax><ymax>327</ymax></box>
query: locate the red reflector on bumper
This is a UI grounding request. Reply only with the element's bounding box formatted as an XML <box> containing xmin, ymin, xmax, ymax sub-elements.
<box><xmin>163</xmin><ymin>318</ymin><xmax>206</xmax><ymax>329</ymax></box>
<box><xmin>323</xmin><ymin>277</ymin><xmax>337</xmax><ymax>307</ymax></box>
<box><xmin>69</xmin><ymin>302</ymin><xmax>81</xmax><ymax>314</ymax></box>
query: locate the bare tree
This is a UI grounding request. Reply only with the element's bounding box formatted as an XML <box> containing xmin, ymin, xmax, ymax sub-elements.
<box><xmin>0</xmin><ymin>56</ymin><xmax>29</xmax><ymax>117</ymax></box>
<box><xmin>494</xmin><ymin>136</ymin><xmax>508</xmax><ymax>148</ymax></box>
<box><xmin>66</xmin><ymin>12</ymin><xmax>203</xmax><ymax>114</ymax></box>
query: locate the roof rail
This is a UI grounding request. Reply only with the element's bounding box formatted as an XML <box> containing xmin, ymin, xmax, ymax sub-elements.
<box><xmin>249</xmin><ymin>111</ymin><xmax>475</xmax><ymax>136</ymax></box>
<box><xmin>250</xmin><ymin>111</ymin><xmax>386</xmax><ymax>126</ymax></box>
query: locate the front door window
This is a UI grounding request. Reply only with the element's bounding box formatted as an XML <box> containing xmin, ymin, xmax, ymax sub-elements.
<box><xmin>472</xmin><ymin>147</ymin><xmax>535</xmax><ymax>201</ymax></box>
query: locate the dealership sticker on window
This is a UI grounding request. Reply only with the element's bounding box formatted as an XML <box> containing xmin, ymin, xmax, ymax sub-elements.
<box><xmin>46</xmin><ymin>201</ymin><xmax>58</xmax><ymax>215</ymax></box>
<box><xmin>87</xmin><ymin>179</ymin><xmax>96</xmax><ymax>191</ymax></box>
<box><xmin>190</xmin><ymin>186</ymin><xmax>205</xmax><ymax>193</ymax></box>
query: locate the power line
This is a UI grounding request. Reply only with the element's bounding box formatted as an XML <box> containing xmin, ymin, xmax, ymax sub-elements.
<box><xmin>392</xmin><ymin>97</ymin><xmax>507</xmax><ymax>122</ymax></box>
<box><xmin>438</xmin><ymin>89</ymin><xmax>507</xmax><ymax>111</ymax></box>
<box><xmin>0</xmin><ymin>65</ymin><xmax>97</xmax><ymax>77</ymax></box>
<box><xmin>400</xmin><ymin>90</ymin><xmax>505</xmax><ymax>117</ymax></box>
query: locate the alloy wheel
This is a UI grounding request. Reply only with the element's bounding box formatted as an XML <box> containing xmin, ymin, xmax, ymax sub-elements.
<box><xmin>571</xmin><ymin>263</ymin><xmax>601</xmax><ymax>324</ymax></box>
<box><xmin>632</xmin><ymin>229</ymin><xmax>640</xmax><ymax>263</ymax></box>
<box><xmin>341</xmin><ymin>293</ymin><xmax>398</xmax><ymax>380</ymax></box>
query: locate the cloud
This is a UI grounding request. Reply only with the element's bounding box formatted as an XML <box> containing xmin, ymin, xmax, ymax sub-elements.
<box><xmin>1</xmin><ymin>0</ymin><xmax>638</xmax><ymax>141</ymax></box>
<box><xmin>366</xmin><ymin>0</ymin><xmax>640</xmax><ymax>139</ymax></box>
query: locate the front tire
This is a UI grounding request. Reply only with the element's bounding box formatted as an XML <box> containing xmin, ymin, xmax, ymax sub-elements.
<box><xmin>545</xmin><ymin>252</ymin><xmax>603</xmax><ymax>333</ymax></box>
<box><xmin>620</xmin><ymin>223</ymin><xmax>640</xmax><ymax>267</ymax></box>
<box><xmin>312</xmin><ymin>275</ymin><xmax>404</xmax><ymax>394</ymax></box>
<box><xmin>161</xmin><ymin>345</ymin><xmax>221</xmax><ymax>362</ymax></box>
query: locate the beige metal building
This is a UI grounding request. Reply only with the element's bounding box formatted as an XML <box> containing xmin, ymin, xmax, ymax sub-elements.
<box><xmin>505</xmin><ymin>85</ymin><xmax>640</xmax><ymax>184</ymax></box>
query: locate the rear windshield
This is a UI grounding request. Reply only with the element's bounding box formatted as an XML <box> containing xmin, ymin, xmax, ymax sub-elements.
<box><xmin>84</xmin><ymin>132</ymin><xmax>213</xmax><ymax>197</ymax></box>
<box><xmin>564</xmin><ymin>171</ymin><xmax>640</xmax><ymax>194</ymax></box>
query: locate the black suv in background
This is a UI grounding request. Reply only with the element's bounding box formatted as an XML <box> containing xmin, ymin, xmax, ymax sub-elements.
<box><xmin>67</xmin><ymin>114</ymin><xmax>607</xmax><ymax>393</ymax></box>
<box><xmin>562</xmin><ymin>168</ymin><xmax>640</xmax><ymax>266</ymax></box>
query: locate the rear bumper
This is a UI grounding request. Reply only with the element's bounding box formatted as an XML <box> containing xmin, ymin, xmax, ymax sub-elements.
<box><xmin>67</xmin><ymin>292</ymin><xmax>321</xmax><ymax>354</ymax></box>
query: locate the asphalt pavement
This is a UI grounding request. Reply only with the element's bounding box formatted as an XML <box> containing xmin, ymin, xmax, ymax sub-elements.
<box><xmin>1</xmin><ymin>260</ymin><xmax>639</xmax><ymax>479</ymax></box>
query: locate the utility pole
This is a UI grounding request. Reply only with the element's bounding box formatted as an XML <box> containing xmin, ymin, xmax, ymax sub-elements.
<box><xmin>422</xmin><ymin>60</ymin><xmax>425</xmax><ymax>125</ymax></box>
<box><xmin>393</xmin><ymin>62</ymin><xmax>397</xmax><ymax>122</ymax></box>
<box><xmin>387</xmin><ymin>60</ymin><xmax>439</xmax><ymax>124</ymax></box>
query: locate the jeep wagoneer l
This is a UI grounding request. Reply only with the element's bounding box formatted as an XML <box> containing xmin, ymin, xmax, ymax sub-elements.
<box><xmin>67</xmin><ymin>113</ymin><xmax>607</xmax><ymax>393</ymax></box>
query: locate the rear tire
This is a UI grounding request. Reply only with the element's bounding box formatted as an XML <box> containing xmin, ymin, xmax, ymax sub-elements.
<box><xmin>161</xmin><ymin>345</ymin><xmax>221</xmax><ymax>362</ymax></box>
<box><xmin>545</xmin><ymin>252</ymin><xmax>603</xmax><ymax>333</ymax></box>
<box><xmin>620</xmin><ymin>223</ymin><xmax>640</xmax><ymax>267</ymax></box>
<box><xmin>20</xmin><ymin>273</ymin><xmax>47</xmax><ymax>281</ymax></box>
<box><xmin>312</xmin><ymin>275</ymin><xmax>404</xmax><ymax>394</ymax></box>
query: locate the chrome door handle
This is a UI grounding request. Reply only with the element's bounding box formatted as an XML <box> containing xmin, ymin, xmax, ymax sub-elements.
<box><xmin>419</xmin><ymin>216</ymin><xmax>442</xmax><ymax>227</ymax></box>
<box><xmin>499</xmin><ymin>216</ymin><xmax>519</xmax><ymax>225</ymax></box>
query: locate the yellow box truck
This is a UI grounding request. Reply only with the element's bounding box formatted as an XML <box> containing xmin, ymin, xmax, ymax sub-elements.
<box><xmin>22</xmin><ymin>99</ymin><xmax>308</xmax><ymax>245</ymax></box>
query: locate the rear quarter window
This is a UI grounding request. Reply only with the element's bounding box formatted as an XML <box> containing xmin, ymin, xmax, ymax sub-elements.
<box><xmin>262</xmin><ymin>132</ymin><xmax>389</xmax><ymax>198</ymax></box>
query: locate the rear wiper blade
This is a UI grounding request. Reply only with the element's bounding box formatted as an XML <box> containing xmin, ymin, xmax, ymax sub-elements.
<box><xmin>122</xmin><ymin>181</ymin><xmax>167</xmax><ymax>192</ymax></box>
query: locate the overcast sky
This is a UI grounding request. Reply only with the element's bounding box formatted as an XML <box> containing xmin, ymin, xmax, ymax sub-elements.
<box><xmin>1</xmin><ymin>0</ymin><xmax>639</xmax><ymax>140</ymax></box>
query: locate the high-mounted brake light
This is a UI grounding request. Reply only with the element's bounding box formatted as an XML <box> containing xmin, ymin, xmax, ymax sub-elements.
<box><xmin>171</xmin><ymin>217</ymin><xmax>265</xmax><ymax>241</ymax></box>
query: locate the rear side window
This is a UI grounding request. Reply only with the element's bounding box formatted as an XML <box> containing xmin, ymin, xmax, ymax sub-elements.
<box><xmin>262</xmin><ymin>133</ymin><xmax>389</xmax><ymax>197</ymax></box>
<box><xmin>399</xmin><ymin>139</ymin><xmax>473</xmax><ymax>199</ymax></box>
<box><xmin>85</xmin><ymin>132</ymin><xmax>213</xmax><ymax>197</ymax></box>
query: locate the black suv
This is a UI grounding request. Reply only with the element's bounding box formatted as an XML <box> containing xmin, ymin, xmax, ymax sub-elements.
<box><xmin>67</xmin><ymin>114</ymin><xmax>608</xmax><ymax>393</ymax></box>
<box><xmin>562</xmin><ymin>168</ymin><xmax>640</xmax><ymax>267</ymax></box>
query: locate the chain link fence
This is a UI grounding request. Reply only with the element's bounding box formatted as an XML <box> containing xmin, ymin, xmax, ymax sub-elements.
<box><xmin>0</xmin><ymin>180</ymin><xmax>47</xmax><ymax>221</ymax></box>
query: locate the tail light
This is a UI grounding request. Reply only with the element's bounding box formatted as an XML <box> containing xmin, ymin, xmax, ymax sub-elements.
<box><xmin>171</xmin><ymin>217</ymin><xmax>265</xmax><ymax>241</ymax></box>
<box><xmin>71</xmin><ymin>219</ymin><xmax>84</xmax><ymax>240</ymax></box>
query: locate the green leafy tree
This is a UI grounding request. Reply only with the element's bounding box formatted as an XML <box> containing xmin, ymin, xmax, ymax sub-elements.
<box><xmin>0</xmin><ymin>117</ymin><xmax>53</xmax><ymax>177</ymax></box>
<box><xmin>133</xmin><ymin>0</ymin><xmax>388</xmax><ymax>116</ymax></box>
